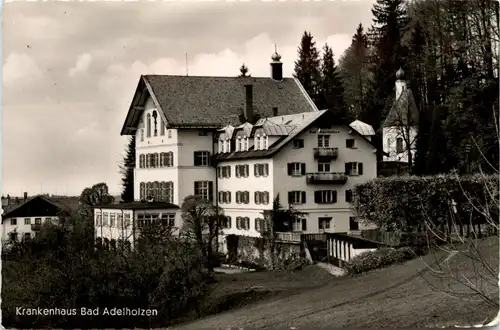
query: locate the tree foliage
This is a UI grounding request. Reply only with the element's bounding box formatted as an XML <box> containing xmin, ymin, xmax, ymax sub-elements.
<box><xmin>120</xmin><ymin>136</ymin><xmax>136</xmax><ymax>203</ymax></box>
<box><xmin>320</xmin><ymin>44</ymin><xmax>349</xmax><ymax>120</ymax></box>
<box><xmin>294</xmin><ymin>31</ymin><xmax>322</xmax><ymax>106</ymax></box>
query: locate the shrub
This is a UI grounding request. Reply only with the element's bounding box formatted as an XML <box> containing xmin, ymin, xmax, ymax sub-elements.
<box><xmin>207</xmin><ymin>251</ymin><xmax>226</xmax><ymax>268</ymax></box>
<box><xmin>353</xmin><ymin>174</ymin><xmax>499</xmax><ymax>233</ymax></box>
<box><xmin>344</xmin><ymin>247</ymin><xmax>415</xmax><ymax>275</ymax></box>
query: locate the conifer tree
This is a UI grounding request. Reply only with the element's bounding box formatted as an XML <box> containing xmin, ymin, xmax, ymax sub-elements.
<box><xmin>294</xmin><ymin>31</ymin><xmax>322</xmax><ymax>106</ymax></box>
<box><xmin>320</xmin><ymin>44</ymin><xmax>348</xmax><ymax>119</ymax></box>
<box><xmin>119</xmin><ymin>136</ymin><xmax>135</xmax><ymax>202</ymax></box>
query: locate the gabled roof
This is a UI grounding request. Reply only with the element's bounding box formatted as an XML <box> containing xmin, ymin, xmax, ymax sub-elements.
<box><xmin>1</xmin><ymin>196</ymin><xmax>71</xmax><ymax>222</ymax></box>
<box><xmin>350</xmin><ymin>120</ymin><xmax>375</xmax><ymax>136</ymax></box>
<box><xmin>252</xmin><ymin>118</ymin><xmax>293</xmax><ymax>136</ymax></box>
<box><xmin>215</xmin><ymin>110</ymin><xmax>388</xmax><ymax>161</ymax></box>
<box><xmin>121</xmin><ymin>75</ymin><xmax>318</xmax><ymax>135</ymax></box>
<box><xmin>381</xmin><ymin>88</ymin><xmax>419</xmax><ymax>128</ymax></box>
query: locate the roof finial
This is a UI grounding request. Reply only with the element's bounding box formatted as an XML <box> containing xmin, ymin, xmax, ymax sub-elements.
<box><xmin>271</xmin><ymin>44</ymin><xmax>282</xmax><ymax>62</ymax></box>
<box><xmin>396</xmin><ymin>67</ymin><xmax>405</xmax><ymax>80</ymax></box>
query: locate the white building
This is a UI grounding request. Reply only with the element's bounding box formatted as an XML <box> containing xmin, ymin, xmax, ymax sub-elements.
<box><xmin>95</xmin><ymin>51</ymin><xmax>382</xmax><ymax>246</ymax></box>
<box><xmin>1</xmin><ymin>195</ymin><xmax>74</xmax><ymax>244</ymax></box>
<box><xmin>382</xmin><ymin>68</ymin><xmax>419</xmax><ymax>166</ymax></box>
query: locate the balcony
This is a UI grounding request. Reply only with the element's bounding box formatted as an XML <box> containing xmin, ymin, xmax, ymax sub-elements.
<box><xmin>306</xmin><ymin>172</ymin><xmax>348</xmax><ymax>184</ymax></box>
<box><xmin>31</xmin><ymin>224</ymin><xmax>42</xmax><ymax>231</ymax></box>
<box><xmin>314</xmin><ymin>147</ymin><xmax>339</xmax><ymax>160</ymax></box>
<box><xmin>275</xmin><ymin>232</ymin><xmax>301</xmax><ymax>243</ymax></box>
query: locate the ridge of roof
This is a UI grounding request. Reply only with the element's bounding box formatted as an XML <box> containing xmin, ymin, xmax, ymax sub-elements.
<box><xmin>381</xmin><ymin>88</ymin><xmax>419</xmax><ymax>129</ymax></box>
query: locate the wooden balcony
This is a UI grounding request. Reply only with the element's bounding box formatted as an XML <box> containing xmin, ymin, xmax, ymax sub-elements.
<box><xmin>275</xmin><ymin>232</ymin><xmax>302</xmax><ymax>243</ymax></box>
<box><xmin>306</xmin><ymin>172</ymin><xmax>348</xmax><ymax>184</ymax></box>
<box><xmin>314</xmin><ymin>147</ymin><xmax>339</xmax><ymax>160</ymax></box>
<box><xmin>31</xmin><ymin>224</ymin><xmax>42</xmax><ymax>231</ymax></box>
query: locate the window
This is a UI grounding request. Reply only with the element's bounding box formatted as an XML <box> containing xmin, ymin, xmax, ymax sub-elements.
<box><xmin>350</xmin><ymin>217</ymin><xmax>359</xmax><ymax>230</ymax></box>
<box><xmin>218</xmin><ymin>191</ymin><xmax>232</xmax><ymax>204</ymax></box>
<box><xmin>318</xmin><ymin>217</ymin><xmax>332</xmax><ymax>230</ymax></box>
<box><xmin>255</xmin><ymin>218</ymin><xmax>267</xmax><ymax>232</ymax></box>
<box><xmin>318</xmin><ymin>135</ymin><xmax>330</xmax><ymax>148</ymax></box>
<box><xmin>160</xmin><ymin>181</ymin><xmax>174</xmax><ymax>203</ymax></box>
<box><xmin>318</xmin><ymin>162</ymin><xmax>331</xmax><ymax>172</ymax></box>
<box><xmin>9</xmin><ymin>232</ymin><xmax>18</xmax><ymax>241</ymax></box>
<box><xmin>236</xmin><ymin>138</ymin><xmax>242</xmax><ymax>151</ymax></box>
<box><xmin>242</xmin><ymin>137</ymin><xmax>249</xmax><ymax>151</ymax></box>
<box><xmin>293</xmin><ymin>139</ymin><xmax>304</xmax><ymax>149</ymax></box>
<box><xmin>194</xmin><ymin>181</ymin><xmax>213</xmax><ymax>201</ymax></box>
<box><xmin>218</xmin><ymin>165</ymin><xmax>231</xmax><ymax>178</ymax></box>
<box><xmin>236</xmin><ymin>191</ymin><xmax>250</xmax><ymax>204</ymax></box>
<box><xmin>345</xmin><ymin>162</ymin><xmax>363</xmax><ymax>176</ymax></box>
<box><xmin>396</xmin><ymin>138</ymin><xmax>404</xmax><ymax>153</ymax></box>
<box><xmin>123</xmin><ymin>214</ymin><xmax>131</xmax><ymax>228</ymax></box>
<box><xmin>346</xmin><ymin>139</ymin><xmax>356</xmax><ymax>148</ymax></box>
<box><xmin>167</xmin><ymin>130</ymin><xmax>172</xmax><ymax>138</ymax></box>
<box><xmin>346</xmin><ymin>190</ymin><xmax>353</xmax><ymax>203</ymax></box>
<box><xmin>235</xmin><ymin>165</ymin><xmax>250</xmax><ymax>178</ymax></box>
<box><xmin>236</xmin><ymin>217</ymin><xmax>250</xmax><ymax>230</ymax></box>
<box><xmin>255</xmin><ymin>136</ymin><xmax>262</xmax><ymax>150</ymax></box>
<box><xmin>218</xmin><ymin>140</ymin><xmax>224</xmax><ymax>153</ymax></box>
<box><xmin>24</xmin><ymin>218</ymin><xmax>31</xmax><ymax>225</ymax></box>
<box><xmin>140</xmin><ymin>183</ymin><xmax>146</xmax><ymax>200</ymax></box>
<box><xmin>96</xmin><ymin>214</ymin><xmax>102</xmax><ymax>226</ymax></box>
<box><xmin>254</xmin><ymin>191</ymin><xmax>270</xmax><ymax>205</ymax></box>
<box><xmin>140</xmin><ymin>129</ymin><xmax>144</xmax><ymax>142</ymax></box>
<box><xmin>103</xmin><ymin>213</ymin><xmax>109</xmax><ymax>226</ymax></box>
<box><xmin>116</xmin><ymin>214</ymin><xmax>123</xmax><ymax>228</ymax></box>
<box><xmin>137</xmin><ymin>214</ymin><xmax>145</xmax><ymax>228</ymax></box>
<box><xmin>254</xmin><ymin>163</ymin><xmax>269</xmax><ymax>177</ymax></box>
<box><xmin>45</xmin><ymin>217</ymin><xmax>52</xmax><ymax>222</ymax></box>
<box><xmin>314</xmin><ymin>190</ymin><xmax>337</xmax><ymax>204</ymax></box>
<box><xmin>139</xmin><ymin>154</ymin><xmax>145</xmax><ymax>168</ymax></box>
<box><xmin>35</xmin><ymin>218</ymin><xmax>41</xmax><ymax>225</ymax></box>
<box><xmin>287</xmin><ymin>162</ymin><xmax>305</xmax><ymax>176</ymax></box>
<box><xmin>194</xmin><ymin>151</ymin><xmax>210</xmax><ymax>166</ymax></box>
<box><xmin>161</xmin><ymin>213</ymin><xmax>176</xmax><ymax>227</ymax></box>
<box><xmin>160</xmin><ymin>152</ymin><xmax>174</xmax><ymax>167</ymax></box>
<box><xmin>221</xmin><ymin>216</ymin><xmax>231</xmax><ymax>229</ymax></box>
<box><xmin>264</xmin><ymin>136</ymin><xmax>269</xmax><ymax>149</ymax></box>
<box><xmin>152</xmin><ymin>153</ymin><xmax>159</xmax><ymax>167</ymax></box>
<box><xmin>146</xmin><ymin>113</ymin><xmax>151</xmax><ymax>137</ymax></box>
<box><xmin>146</xmin><ymin>154</ymin><xmax>151</xmax><ymax>168</ymax></box>
<box><xmin>152</xmin><ymin>110</ymin><xmax>158</xmax><ymax>136</ymax></box>
<box><xmin>110</xmin><ymin>214</ymin><xmax>116</xmax><ymax>227</ymax></box>
<box><xmin>10</xmin><ymin>218</ymin><xmax>16</xmax><ymax>225</ymax></box>
<box><xmin>292</xmin><ymin>218</ymin><xmax>305</xmax><ymax>232</ymax></box>
<box><xmin>288</xmin><ymin>191</ymin><xmax>306</xmax><ymax>204</ymax></box>
<box><xmin>198</xmin><ymin>130</ymin><xmax>208</xmax><ymax>136</ymax></box>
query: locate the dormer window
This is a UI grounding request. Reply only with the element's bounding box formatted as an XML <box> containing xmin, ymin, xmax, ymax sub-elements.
<box><xmin>243</xmin><ymin>137</ymin><xmax>249</xmax><ymax>151</ymax></box>
<box><xmin>264</xmin><ymin>136</ymin><xmax>269</xmax><ymax>149</ymax></box>
<box><xmin>255</xmin><ymin>135</ymin><xmax>261</xmax><ymax>150</ymax></box>
<box><xmin>225</xmin><ymin>139</ymin><xmax>231</xmax><ymax>153</ymax></box>
<box><xmin>218</xmin><ymin>139</ymin><xmax>224</xmax><ymax>153</ymax></box>
<box><xmin>236</xmin><ymin>137</ymin><xmax>242</xmax><ymax>152</ymax></box>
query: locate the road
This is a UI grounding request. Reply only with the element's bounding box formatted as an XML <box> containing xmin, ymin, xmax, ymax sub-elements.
<box><xmin>174</xmin><ymin>246</ymin><xmax>498</xmax><ymax>329</ymax></box>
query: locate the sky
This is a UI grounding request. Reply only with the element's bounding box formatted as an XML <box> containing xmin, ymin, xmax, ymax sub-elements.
<box><xmin>2</xmin><ymin>0</ymin><xmax>375</xmax><ymax>197</ymax></box>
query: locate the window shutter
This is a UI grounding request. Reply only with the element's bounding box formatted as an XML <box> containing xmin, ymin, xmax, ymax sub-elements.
<box><xmin>288</xmin><ymin>191</ymin><xmax>293</xmax><ymax>204</ymax></box>
<box><xmin>287</xmin><ymin>163</ymin><xmax>293</xmax><ymax>175</ymax></box>
<box><xmin>333</xmin><ymin>190</ymin><xmax>337</xmax><ymax>203</ymax></box>
<box><xmin>254</xmin><ymin>164</ymin><xmax>259</xmax><ymax>177</ymax></box>
<box><xmin>236</xmin><ymin>166</ymin><xmax>240</xmax><ymax>178</ymax></box>
<box><xmin>228</xmin><ymin>192</ymin><xmax>232</xmax><ymax>203</ymax></box>
<box><xmin>345</xmin><ymin>163</ymin><xmax>351</xmax><ymax>175</ymax></box>
<box><xmin>302</xmin><ymin>219</ymin><xmax>307</xmax><ymax>231</ymax></box>
<box><xmin>358</xmin><ymin>163</ymin><xmax>363</xmax><ymax>175</ymax></box>
<box><xmin>228</xmin><ymin>166</ymin><xmax>231</xmax><ymax>178</ymax></box>
<box><xmin>301</xmin><ymin>191</ymin><xmax>306</xmax><ymax>204</ymax></box>
<box><xmin>245</xmin><ymin>191</ymin><xmax>250</xmax><ymax>204</ymax></box>
<box><xmin>255</xmin><ymin>218</ymin><xmax>258</xmax><ymax>230</ymax></box>
<box><xmin>254</xmin><ymin>191</ymin><xmax>259</xmax><ymax>204</ymax></box>
<box><xmin>264</xmin><ymin>192</ymin><xmax>269</xmax><ymax>204</ymax></box>
<box><xmin>227</xmin><ymin>216</ymin><xmax>232</xmax><ymax>228</ymax></box>
<box><xmin>236</xmin><ymin>191</ymin><xmax>240</xmax><ymax>203</ymax></box>
<box><xmin>159</xmin><ymin>153</ymin><xmax>164</xmax><ymax>167</ymax></box>
<box><xmin>264</xmin><ymin>164</ymin><xmax>269</xmax><ymax>176</ymax></box>
<box><xmin>208</xmin><ymin>181</ymin><xmax>214</xmax><ymax>202</ymax></box>
<box><xmin>301</xmin><ymin>163</ymin><xmax>306</xmax><ymax>175</ymax></box>
<box><xmin>346</xmin><ymin>190</ymin><xmax>352</xmax><ymax>202</ymax></box>
<box><xmin>207</xmin><ymin>152</ymin><xmax>211</xmax><ymax>166</ymax></box>
<box><xmin>236</xmin><ymin>217</ymin><xmax>241</xmax><ymax>229</ymax></box>
<box><xmin>245</xmin><ymin>165</ymin><xmax>250</xmax><ymax>177</ymax></box>
<box><xmin>218</xmin><ymin>191</ymin><xmax>223</xmax><ymax>203</ymax></box>
<box><xmin>314</xmin><ymin>191</ymin><xmax>321</xmax><ymax>203</ymax></box>
<box><xmin>217</xmin><ymin>167</ymin><xmax>222</xmax><ymax>178</ymax></box>
<box><xmin>246</xmin><ymin>217</ymin><xmax>250</xmax><ymax>230</ymax></box>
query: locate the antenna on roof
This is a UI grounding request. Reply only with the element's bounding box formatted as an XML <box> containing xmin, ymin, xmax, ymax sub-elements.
<box><xmin>186</xmin><ymin>53</ymin><xmax>189</xmax><ymax>76</ymax></box>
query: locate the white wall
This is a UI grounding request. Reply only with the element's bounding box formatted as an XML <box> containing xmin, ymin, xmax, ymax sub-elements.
<box><xmin>327</xmin><ymin>236</ymin><xmax>377</xmax><ymax>263</ymax></box>
<box><xmin>2</xmin><ymin>216</ymin><xmax>59</xmax><ymax>242</ymax></box>
<box><xmin>273</xmin><ymin>124</ymin><xmax>377</xmax><ymax>233</ymax></box>
<box><xmin>94</xmin><ymin>208</ymin><xmax>181</xmax><ymax>245</ymax></box>
<box><xmin>382</xmin><ymin>126</ymin><xmax>418</xmax><ymax>164</ymax></box>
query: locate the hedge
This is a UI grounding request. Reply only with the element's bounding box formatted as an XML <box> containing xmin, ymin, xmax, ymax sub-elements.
<box><xmin>344</xmin><ymin>247</ymin><xmax>415</xmax><ymax>275</ymax></box>
<box><xmin>352</xmin><ymin>174</ymin><xmax>499</xmax><ymax>234</ymax></box>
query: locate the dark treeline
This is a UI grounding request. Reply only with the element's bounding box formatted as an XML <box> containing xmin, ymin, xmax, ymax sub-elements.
<box><xmin>293</xmin><ymin>0</ymin><xmax>499</xmax><ymax>175</ymax></box>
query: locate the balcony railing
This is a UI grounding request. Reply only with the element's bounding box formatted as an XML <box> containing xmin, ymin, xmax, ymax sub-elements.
<box><xmin>275</xmin><ymin>232</ymin><xmax>302</xmax><ymax>243</ymax></box>
<box><xmin>31</xmin><ymin>224</ymin><xmax>42</xmax><ymax>231</ymax></box>
<box><xmin>306</xmin><ymin>172</ymin><xmax>348</xmax><ymax>184</ymax></box>
<box><xmin>314</xmin><ymin>147</ymin><xmax>339</xmax><ymax>160</ymax></box>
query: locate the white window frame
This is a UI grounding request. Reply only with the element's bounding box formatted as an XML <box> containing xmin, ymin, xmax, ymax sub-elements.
<box><xmin>194</xmin><ymin>151</ymin><xmax>210</xmax><ymax>166</ymax></box>
<box><xmin>318</xmin><ymin>135</ymin><xmax>330</xmax><ymax>148</ymax></box>
<box><xmin>218</xmin><ymin>140</ymin><xmax>224</xmax><ymax>153</ymax></box>
<box><xmin>350</xmin><ymin>162</ymin><xmax>359</xmax><ymax>176</ymax></box>
<box><xmin>319</xmin><ymin>190</ymin><xmax>336</xmax><ymax>203</ymax></box>
<box><xmin>318</xmin><ymin>162</ymin><xmax>331</xmax><ymax>172</ymax></box>
<box><xmin>194</xmin><ymin>181</ymin><xmax>211</xmax><ymax>200</ymax></box>
<box><xmin>292</xmin><ymin>218</ymin><xmax>302</xmax><ymax>232</ymax></box>
<box><xmin>35</xmin><ymin>218</ymin><xmax>42</xmax><ymax>225</ymax></box>
<box><xmin>318</xmin><ymin>217</ymin><xmax>331</xmax><ymax>230</ymax></box>
<box><xmin>24</xmin><ymin>218</ymin><xmax>31</xmax><ymax>225</ymax></box>
<box><xmin>291</xmin><ymin>163</ymin><xmax>302</xmax><ymax>176</ymax></box>
<box><xmin>290</xmin><ymin>191</ymin><xmax>304</xmax><ymax>204</ymax></box>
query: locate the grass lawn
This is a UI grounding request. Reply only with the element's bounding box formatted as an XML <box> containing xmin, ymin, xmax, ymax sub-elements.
<box><xmin>173</xmin><ymin>237</ymin><xmax>499</xmax><ymax>329</ymax></box>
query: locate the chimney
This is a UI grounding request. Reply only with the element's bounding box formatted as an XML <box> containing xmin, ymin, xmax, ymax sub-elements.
<box><xmin>395</xmin><ymin>67</ymin><xmax>406</xmax><ymax>100</ymax></box>
<box><xmin>15</xmin><ymin>197</ymin><xmax>19</xmax><ymax>204</ymax></box>
<box><xmin>270</xmin><ymin>45</ymin><xmax>283</xmax><ymax>81</ymax></box>
<box><xmin>24</xmin><ymin>192</ymin><xmax>28</xmax><ymax>203</ymax></box>
<box><xmin>244</xmin><ymin>84</ymin><xmax>254</xmax><ymax>123</ymax></box>
<box><xmin>272</xmin><ymin>107</ymin><xmax>278</xmax><ymax>116</ymax></box>
<box><xmin>7</xmin><ymin>194</ymin><xmax>10</xmax><ymax>205</ymax></box>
